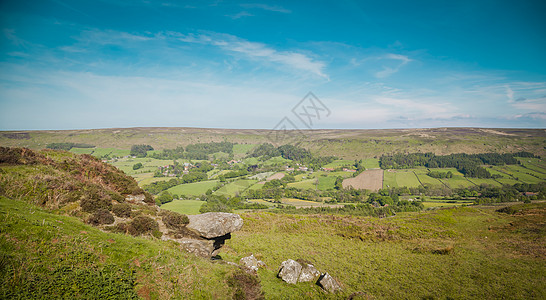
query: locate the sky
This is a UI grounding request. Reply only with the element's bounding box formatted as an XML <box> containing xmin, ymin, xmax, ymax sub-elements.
<box><xmin>0</xmin><ymin>0</ymin><xmax>545</xmax><ymax>130</ymax></box>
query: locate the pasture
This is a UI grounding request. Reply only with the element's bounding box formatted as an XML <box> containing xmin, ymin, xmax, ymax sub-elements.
<box><xmin>160</xmin><ymin>200</ymin><xmax>205</xmax><ymax>215</ymax></box>
<box><xmin>287</xmin><ymin>179</ymin><xmax>317</xmax><ymax>190</ymax></box>
<box><xmin>383</xmin><ymin>169</ymin><xmax>421</xmax><ymax>188</ymax></box>
<box><xmin>167</xmin><ymin>180</ymin><xmax>219</xmax><ymax>196</ymax></box>
<box><xmin>214</xmin><ymin>179</ymin><xmax>257</xmax><ymax>196</ymax></box>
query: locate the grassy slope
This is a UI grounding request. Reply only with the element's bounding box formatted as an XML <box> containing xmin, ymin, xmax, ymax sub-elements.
<box><xmin>1</xmin><ymin>195</ymin><xmax>545</xmax><ymax>299</ymax></box>
<box><xmin>0</xmin><ymin>197</ymin><xmax>235</xmax><ymax>299</ymax></box>
<box><xmin>224</xmin><ymin>204</ymin><xmax>546</xmax><ymax>299</ymax></box>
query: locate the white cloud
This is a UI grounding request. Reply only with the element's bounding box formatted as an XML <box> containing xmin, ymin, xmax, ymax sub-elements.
<box><xmin>226</xmin><ymin>11</ymin><xmax>254</xmax><ymax>19</ymax></box>
<box><xmin>375</xmin><ymin>96</ymin><xmax>452</xmax><ymax>115</ymax></box>
<box><xmin>240</xmin><ymin>3</ymin><xmax>291</xmax><ymax>13</ymax></box>
<box><xmin>375</xmin><ymin>54</ymin><xmax>412</xmax><ymax>78</ymax></box>
<box><xmin>505</xmin><ymin>85</ymin><xmax>514</xmax><ymax>102</ymax></box>
<box><xmin>174</xmin><ymin>32</ymin><xmax>328</xmax><ymax>79</ymax></box>
<box><xmin>511</xmin><ymin>97</ymin><xmax>546</xmax><ymax>111</ymax></box>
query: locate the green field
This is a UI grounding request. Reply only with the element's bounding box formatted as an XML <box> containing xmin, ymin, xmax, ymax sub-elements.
<box><xmin>383</xmin><ymin>170</ymin><xmax>421</xmax><ymax>188</ymax></box>
<box><xmin>233</xmin><ymin>144</ymin><xmax>257</xmax><ymax>156</ymax></box>
<box><xmin>242</xmin><ymin>157</ymin><xmax>259</xmax><ymax>165</ymax></box>
<box><xmin>209</xmin><ymin>169</ymin><xmax>232</xmax><ymax>179</ymax></box>
<box><xmin>247</xmin><ymin>182</ymin><xmax>265</xmax><ymax>190</ymax></box>
<box><xmin>441</xmin><ymin>176</ymin><xmax>475</xmax><ymax>188</ymax></box>
<box><xmin>518</xmin><ymin>157</ymin><xmax>546</xmax><ymax>170</ymax></box>
<box><xmin>281</xmin><ymin>198</ymin><xmax>325</xmax><ymax>207</ymax></box>
<box><xmin>69</xmin><ymin>147</ymin><xmax>95</xmax><ymax>154</ymax></box>
<box><xmin>263</xmin><ymin>156</ymin><xmax>291</xmax><ymax>166</ymax></box>
<box><xmin>493</xmin><ymin>165</ymin><xmax>543</xmax><ymax>184</ymax></box>
<box><xmin>414</xmin><ymin>170</ymin><xmax>444</xmax><ymax>187</ymax></box>
<box><xmin>287</xmin><ymin>179</ymin><xmax>317</xmax><ymax>190</ymax></box>
<box><xmin>214</xmin><ymin>179</ymin><xmax>258</xmax><ymax>196</ymax></box>
<box><xmin>518</xmin><ymin>158</ymin><xmax>546</xmax><ymax>175</ymax></box>
<box><xmin>323</xmin><ymin>159</ymin><xmax>354</xmax><ymax>169</ymax></box>
<box><xmin>317</xmin><ymin>176</ymin><xmax>336</xmax><ymax>190</ymax></box>
<box><xmin>167</xmin><ymin>180</ymin><xmax>219</xmax><ymax>196</ymax></box>
<box><xmin>466</xmin><ymin>178</ymin><xmax>501</xmax><ymax>186</ymax></box>
<box><xmin>160</xmin><ymin>200</ymin><xmax>205</xmax><ymax>215</ymax></box>
<box><xmin>362</xmin><ymin>158</ymin><xmax>380</xmax><ymax>169</ymax></box>
<box><xmin>422</xmin><ymin>201</ymin><xmax>472</xmax><ymax>208</ymax></box>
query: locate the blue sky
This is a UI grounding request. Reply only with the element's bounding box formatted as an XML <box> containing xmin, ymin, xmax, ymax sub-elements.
<box><xmin>0</xmin><ymin>0</ymin><xmax>545</xmax><ymax>130</ymax></box>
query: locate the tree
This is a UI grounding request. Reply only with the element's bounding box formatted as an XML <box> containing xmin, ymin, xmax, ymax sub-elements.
<box><xmin>130</xmin><ymin>144</ymin><xmax>154</xmax><ymax>158</ymax></box>
<box><xmin>132</xmin><ymin>162</ymin><xmax>143</xmax><ymax>170</ymax></box>
<box><xmin>157</xmin><ymin>191</ymin><xmax>174</xmax><ymax>205</ymax></box>
<box><xmin>334</xmin><ymin>176</ymin><xmax>344</xmax><ymax>190</ymax></box>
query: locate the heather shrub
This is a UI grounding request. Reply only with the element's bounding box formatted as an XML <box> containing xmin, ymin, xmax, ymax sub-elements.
<box><xmin>80</xmin><ymin>194</ymin><xmax>112</xmax><ymax>213</ymax></box>
<box><xmin>160</xmin><ymin>210</ymin><xmax>189</xmax><ymax>230</ymax></box>
<box><xmin>128</xmin><ymin>215</ymin><xmax>160</xmax><ymax>237</ymax></box>
<box><xmin>88</xmin><ymin>209</ymin><xmax>115</xmax><ymax>225</ymax></box>
<box><xmin>112</xmin><ymin>203</ymin><xmax>132</xmax><ymax>218</ymax></box>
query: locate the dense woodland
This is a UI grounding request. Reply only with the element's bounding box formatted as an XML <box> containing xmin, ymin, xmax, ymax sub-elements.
<box><xmin>380</xmin><ymin>152</ymin><xmax>537</xmax><ymax>178</ymax></box>
<box><xmin>150</xmin><ymin>142</ymin><xmax>234</xmax><ymax>160</ymax></box>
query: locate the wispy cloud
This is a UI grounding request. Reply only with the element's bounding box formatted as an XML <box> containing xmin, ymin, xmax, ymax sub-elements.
<box><xmin>226</xmin><ymin>11</ymin><xmax>254</xmax><ymax>19</ymax></box>
<box><xmin>505</xmin><ymin>85</ymin><xmax>514</xmax><ymax>102</ymax></box>
<box><xmin>174</xmin><ymin>32</ymin><xmax>328</xmax><ymax>79</ymax></box>
<box><xmin>240</xmin><ymin>3</ymin><xmax>291</xmax><ymax>14</ymax></box>
<box><xmin>375</xmin><ymin>54</ymin><xmax>412</xmax><ymax>78</ymax></box>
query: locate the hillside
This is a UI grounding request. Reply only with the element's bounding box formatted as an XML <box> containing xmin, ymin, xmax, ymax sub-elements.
<box><xmin>0</xmin><ymin>147</ymin><xmax>544</xmax><ymax>298</ymax></box>
<box><xmin>1</xmin><ymin>127</ymin><xmax>545</xmax><ymax>159</ymax></box>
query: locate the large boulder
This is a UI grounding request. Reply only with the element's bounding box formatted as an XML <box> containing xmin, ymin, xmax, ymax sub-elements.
<box><xmin>277</xmin><ymin>259</ymin><xmax>302</xmax><ymax>284</ymax></box>
<box><xmin>187</xmin><ymin>212</ymin><xmax>243</xmax><ymax>239</ymax></box>
<box><xmin>317</xmin><ymin>272</ymin><xmax>342</xmax><ymax>293</ymax></box>
<box><xmin>298</xmin><ymin>263</ymin><xmax>321</xmax><ymax>283</ymax></box>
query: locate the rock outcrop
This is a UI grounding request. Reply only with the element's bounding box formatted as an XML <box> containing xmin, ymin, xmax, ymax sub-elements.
<box><xmin>174</xmin><ymin>212</ymin><xmax>243</xmax><ymax>258</ymax></box>
<box><xmin>277</xmin><ymin>259</ymin><xmax>341</xmax><ymax>292</ymax></box>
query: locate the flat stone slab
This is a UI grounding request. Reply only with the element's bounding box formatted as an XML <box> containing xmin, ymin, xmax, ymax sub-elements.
<box><xmin>187</xmin><ymin>212</ymin><xmax>243</xmax><ymax>239</ymax></box>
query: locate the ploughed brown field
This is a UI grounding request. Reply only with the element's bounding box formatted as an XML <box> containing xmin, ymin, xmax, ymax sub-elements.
<box><xmin>342</xmin><ymin>169</ymin><xmax>384</xmax><ymax>191</ymax></box>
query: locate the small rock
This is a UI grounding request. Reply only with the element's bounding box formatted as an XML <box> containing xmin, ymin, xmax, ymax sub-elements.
<box><xmin>187</xmin><ymin>212</ymin><xmax>243</xmax><ymax>239</ymax></box>
<box><xmin>278</xmin><ymin>259</ymin><xmax>302</xmax><ymax>284</ymax></box>
<box><xmin>317</xmin><ymin>272</ymin><xmax>341</xmax><ymax>293</ymax></box>
<box><xmin>298</xmin><ymin>263</ymin><xmax>321</xmax><ymax>282</ymax></box>
<box><xmin>240</xmin><ymin>254</ymin><xmax>266</xmax><ymax>272</ymax></box>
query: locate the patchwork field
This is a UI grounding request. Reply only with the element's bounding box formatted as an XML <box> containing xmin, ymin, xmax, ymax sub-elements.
<box><xmin>287</xmin><ymin>179</ymin><xmax>317</xmax><ymax>190</ymax></box>
<box><xmin>167</xmin><ymin>180</ymin><xmax>219</xmax><ymax>196</ymax></box>
<box><xmin>343</xmin><ymin>169</ymin><xmax>383</xmax><ymax>191</ymax></box>
<box><xmin>266</xmin><ymin>172</ymin><xmax>285</xmax><ymax>181</ymax></box>
<box><xmin>383</xmin><ymin>169</ymin><xmax>421</xmax><ymax>188</ymax></box>
<box><xmin>214</xmin><ymin>179</ymin><xmax>258</xmax><ymax>196</ymax></box>
<box><xmin>160</xmin><ymin>199</ymin><xmax>205</xmax><ymax>215</ymax></box>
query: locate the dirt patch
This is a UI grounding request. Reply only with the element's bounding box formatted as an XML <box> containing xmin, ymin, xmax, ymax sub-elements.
<box><xmin>479</xmin><ymin>129</ymin><xmax>516</xmax><ymax>136</ymax></box>
<box><xmin>342</xmin><ymin>169</ymin><xmax>383</xmax><ymax>191</ymax></box>
<box><xmin>266</xmin><ymin>172</ymin><xmax>285</xmax><ymax>181</ymax></box>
